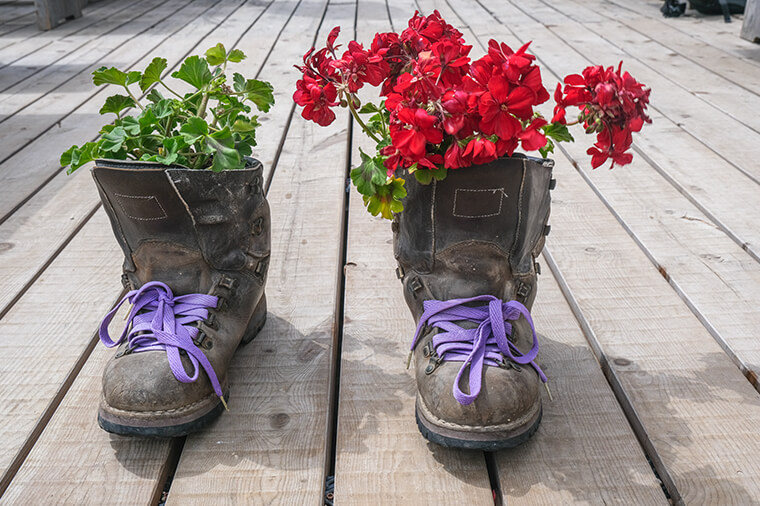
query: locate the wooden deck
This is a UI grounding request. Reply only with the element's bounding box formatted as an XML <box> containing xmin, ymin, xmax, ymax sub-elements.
<box><xmin>1</xmin><ymin>0</ymin><xmax>760</xmax><ymax>503</ymax></box>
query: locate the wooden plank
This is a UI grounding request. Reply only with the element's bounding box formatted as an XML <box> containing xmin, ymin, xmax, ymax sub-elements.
<box><xmin>0</xmin><ymin>0</ymin><xmax>274</xmax><ymax>497</ymax></box>
<box><xmin>607</xmin><ymin>0</ymin><xmax>760</xmax><ymax>66</ymax></box>
<box><xmin>0</xmin><ymin>4</ymin><xmax>35</xmax><ymax>24</ymax></box>
<box><xmin>0</xmin><ymin>211</ymin><xmax>127</xmax><ymax>487</ymax></box>
<box><xmin>0</xmin><ymin>0</ymin><xmax>131</xmax><ymax>57</ymax></box>
<box><xmin>0</xmin><ymin>0</ymin><xmax>199</xmax><ymax>154</ymax></box>
<box><xmin>568</xmin><ymin>0</ymin><xmax>760</xmax><ymax>95</ymax></box>
<box><xmin>0</xmin><ymin>211</ymin><xmax>173</xmax><ymax>503</ymax></box>
<box><xmin>548</xmin><ymin>0</ymin><xmax>760</xmax><ymax>134</ymax></box>
<box><xmin>0</xmin><ymin>0</ymin><xmax>154</xmax><ymax>95</ymax></box>
<box><xmin>165</xmin><ymin>0</ymin><xmax>347</xmax><ymax>503</ymax></box>
<box><xmin>542</xmin><ymin>151</ymin><xmax>760</xmax><ymax>504</ymax></box>
<box><xmin>561</xmin><ymin>127</ymin><xmax>760</xmax><ymax>378</ymax></box>
<box><xmin>0</xmin><ymin>0</ymin><xmax>228</xmax><ymax>221</ymax></box>
<box><xmin>334</xmin><ymin>1</ymin><xmax>493</xmax><ymax>503</ymax></box>
<box><xmin>488</xmin><ymin>0</ymin><xmax>760</xmax><ymax>377</ymax></box>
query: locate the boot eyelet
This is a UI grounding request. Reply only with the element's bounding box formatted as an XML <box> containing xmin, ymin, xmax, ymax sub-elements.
<box><xmin>219</xmin><ymin>275</ymin><xmax>238</xmax><ymax>291</ymax></box>
<box><xmin>252</xmin><ymin>217</ymin><xmax>264</xmax><ymax>236</ymax></box>
<box><xmin>205</xmin><ymin>313</ymin><xmax>219</xmax><ymax>330</ymax></box>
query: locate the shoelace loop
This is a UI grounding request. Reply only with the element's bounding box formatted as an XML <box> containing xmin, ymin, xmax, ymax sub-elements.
<box><xmin>99</xmin><ymin>281</ymin><xmax>224</xmax><ymax>399</ymax></box>
<box><xmin>411</xmin><ymin>295</ymin><xmax>547</xmax><ymax>405</ymax></box>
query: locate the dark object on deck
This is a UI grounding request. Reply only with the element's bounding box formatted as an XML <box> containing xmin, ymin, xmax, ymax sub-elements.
<box><xmin>35</xmin><ymin>0</ymin><xmax>87</xmax><ymax>30</ymax></box>
<box><xmin>689</xmin><ymin>0</ymin><xmax>745</xmax><ymax>22</ymax></box>
<box><xmin>662</xmin><ymin>0</ymin><xmax>687</xmax><ymax>17</ymax></box>
<box><xmin>741</xmin><ymin>0</ymin><xmax>760</xmax><ymax>42</ymax></box>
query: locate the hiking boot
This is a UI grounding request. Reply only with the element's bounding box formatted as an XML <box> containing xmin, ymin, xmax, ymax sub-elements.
<box><xmin>92</xmin><ymin>158</ymin><xmax>270</xmax><ymax>437</ymax></box>
<box><xmin>393</xmin><ymin>155</ymin><xmax>553</xmax><ymax>450</ymax></box>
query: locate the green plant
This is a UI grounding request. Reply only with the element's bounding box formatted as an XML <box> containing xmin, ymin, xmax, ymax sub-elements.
<box><xmin>61</xmin><ymin>43</ymin><xmax>275</xmax><ymax>173</ymax></box>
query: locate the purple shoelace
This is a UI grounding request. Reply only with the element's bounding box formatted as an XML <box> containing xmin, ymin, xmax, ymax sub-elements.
<box><xmin>99</xmin><ymin>281</ymin><xmax>225</xmax><ymax>402</ymax></box>
<box><xmin>411</xmin><ymin>295</ymin><xmax>547</xmax><ymax>405</ymax></box>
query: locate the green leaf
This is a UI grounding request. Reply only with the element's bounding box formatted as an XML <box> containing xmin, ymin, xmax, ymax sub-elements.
<box><xmin>138</xmin><ymin>109</ymin><xmax>158</xmax><ymax>134</ymax></box>
<box><xmin>156</xmin><ymin>137</ymin><xmax>181</xmax><ymax>165</ymax></box>
<box><xmin>227</xmin><ymin>48</ymin><xmax>246</xmax><ymax>62</ymax></box>
<box><xmin>413</xmin><ymin>168</ymin><xmax>433</xmax><ymax>185</ymax></box>
<box><xmin>350</xmin><ymin>150</ymin><xmax>387</xmax><ymax>196</ymax></box>
<box><xmin>358</xmin><ymin>102</ymin><xmax>380</xmax><ymax>114</ymax></box>
<box><xmin>92</xmin><ymin>66</ymin><xmax>129</xmax><ymax>86</ymax></box>
<box><xmin>147</xmin><ymin>88</ymin><xmax>165</xmax><ymax>104</ymax></box>
<box><xmin>99</xmin><ymin>94</ymin><xmax>135</xmax><ymax>116</ymax></box>
<box><xmin>542</xmin><ymin>122</ymin><xmax>574</xmax><ymax>143</ymax></box>
<box><xmin>207</xmin><ymin>131</ymin><xmax>241</xmax><ymax>171</ymax></box>
<box><xmin>237</xmin><ymin>78</ymin><xmax>274</xmax><ymax>112</ymax></box>
<box><xmin>120</xmin><ymin>116</ymin><xmax>141</xmax><ymax>136</ymax></box>
<box><xmin>101</xmin><ymin>126</ymin><xmax>127</xmax><ymax>152</ymax></box>
<box><xmin>62</xmin><ymin>142</ymin><xmax>97</xmax><ymax>173</ymax></box>
<box><xmin>232</xmin><ymin>72</ymin><xmax>246</xmax><ymax>93</ymax></box>
<box><xmin>179</xmin><ymin>116</ymin><xmax>209</xmax><ymax>144</ymax></box>
<box><xmin>538</xmin><ymin>138</ymin><xmax>555</xmax><ymax>159</ymax></box>
<box><xmin>232</xmin><ymin>118</ymin><xmax>257</xmax><ymax>133</ymax></box>
<box><xmin>126</xmin><ymin>71</ymin><xmax>141</xmax><ymax>85</ymax></box>
<box><xmin>151</xmin><ymin>99</ymin><xmax>173</xmax><ymax>119</ymax></box>
<box><xmin>140</xmin><ymin>57</ymin><xmax>168</xmax><ymax>92</ymax></box>
<box><xmin>205</xmin><ymin>43</ymin><xmax>227</xmax><ymax>66</ymax></box>
<box><xmin>171</xmin><ymin>55</ymin><xmax>213</xmax><ymax>90</ymax></box>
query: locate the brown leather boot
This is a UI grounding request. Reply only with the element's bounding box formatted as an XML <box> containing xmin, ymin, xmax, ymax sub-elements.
<box><xmin>393</xmin><ymin>155</ymin><xmax>553</xmax><ymax>450</ymax></box>
<box><xmin>91</xmin><ymin>158</ymin><xmax>270</xmax><ymax>437</ymax></box>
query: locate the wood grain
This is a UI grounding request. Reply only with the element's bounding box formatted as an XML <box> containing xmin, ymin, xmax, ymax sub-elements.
<box><xmin>166</xmin><ymin>1</ymin><xmax>349</xmax><ymax>503</ymax></box>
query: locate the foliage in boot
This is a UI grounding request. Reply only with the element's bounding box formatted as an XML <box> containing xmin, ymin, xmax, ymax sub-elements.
<box><xmin>293</xmin><ymin>11</ymin><xmax>651</xmax><ymax>218</ymax></box>
<box><xmin>61</xmin><ymin>43</ymin><xmax>275</xmax><ymax>173</ymax></box>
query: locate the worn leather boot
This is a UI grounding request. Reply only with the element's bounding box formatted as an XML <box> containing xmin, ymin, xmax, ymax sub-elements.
<box><xmin>91</xmin><ymin>158</ymin><xmax>270</xmax><ymax>437</ymax></box>
<box><xmin>394</xmin><ymin>155</ymin><xmax>554</xmax><ymax>450</ymax></box>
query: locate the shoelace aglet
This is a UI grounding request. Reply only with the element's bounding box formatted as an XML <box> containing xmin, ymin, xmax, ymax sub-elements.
<box><xmin>544</xmin><ymin>382</ymin><xmax>553</xmax><ymax>402</ymax></box>
<box><xmin>219</xmin><ymin>395</ymin><xmax>229</xmax><ymax>412</ymax></box>
<box><xmin>405</xmin><ymin>350</ymin><xmax>413</xmax><ymax>370</ymax></box>
<box><xmin>122</xmin><ymin>303</ymin><xmax>133</xmax><ymax>321</ymax></box>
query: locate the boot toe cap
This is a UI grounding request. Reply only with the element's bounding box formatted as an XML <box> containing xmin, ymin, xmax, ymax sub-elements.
<box><xmin>101</xmin><ymin>350</ymin><xmax>216</xmax><ymax>413</ymax></box>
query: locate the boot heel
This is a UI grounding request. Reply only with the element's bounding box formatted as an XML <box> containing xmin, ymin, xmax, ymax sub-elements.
<box><xmin>240</xmin><ymin>294</ymin><xmax>267</xmax><ymax>345</ymax></box>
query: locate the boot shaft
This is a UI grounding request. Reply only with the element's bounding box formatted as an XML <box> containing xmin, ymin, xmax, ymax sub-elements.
<box><xmin>92</xmin><ymin>159</ymin><xmax>270</xmax><ymax>295</ymax></box>
<box><xmin>393</xmin><ymin>155</ymin><xmax>553</xmax><ymax>319</ymax></box>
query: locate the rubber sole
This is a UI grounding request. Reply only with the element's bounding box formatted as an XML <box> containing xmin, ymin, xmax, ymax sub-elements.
<box><xmin>97</xmin><ymin>294</ymin><xmax>267</xmax><ymax>438</ymax></box>
<box><xmin>415</xmin><ymin>395</ymin><xmax>542</xmax><ymax>451</ymax></box>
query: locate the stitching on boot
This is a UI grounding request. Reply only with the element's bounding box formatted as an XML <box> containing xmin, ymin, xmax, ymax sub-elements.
<box><xmin>113</xmin><ymin>193</ymin><xmax>168</xmax><ymax>221</ymax></box>
<box><xmin>101</xmin><ymin>391</ymin><xmax>221</xmax><ymax>417</ymax></box>
<box><xmin>452</xmin><ymin>188</ymin><xmax>506</xmax><ymax>218</ymax></box>
<box><xmin>418</xmin><ymin>393</ymin><xmax>540</xmax><ymax>431</ymax></box>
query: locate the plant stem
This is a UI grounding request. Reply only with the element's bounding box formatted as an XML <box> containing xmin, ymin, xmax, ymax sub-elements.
<box><xmin>123</xmin><ymin>85</ymin><xmax>145</xmax><ymax>111</ymax></box>
<box><xmin>347</xmin><ymin>96</ymin><xmax>381</xmax><ymax>143</ymax></box>
<box><xmin>197</xmin><ymin>93</ymin><xmax>210</xmax><ymax>120</ymax></box>
<box><xmin>159</xmin><ymin>80</ymin><xmax>184</xmax><ymax>99</ymax></box>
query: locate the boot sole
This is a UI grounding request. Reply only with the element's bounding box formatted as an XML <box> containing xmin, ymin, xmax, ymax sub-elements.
<box><xmin>415</xmin><ymin>394</ymin><xmax>542</xmax><ymax>451</ymax></box>
<box><xmin>98</xmin><ymin>294</ymin><xmax>268</xmax><ymax>438</ymax></box>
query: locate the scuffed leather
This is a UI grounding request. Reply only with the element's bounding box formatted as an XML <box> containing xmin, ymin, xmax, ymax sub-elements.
<box><xmin>394</xmin><ymin>156</ymin><xmax>552</xmax><ymax>432</ymax></box>
<box><xmin>92</xmin><ymin>158</ymin><xmax>270</xmax><ymax>415</ymax></box>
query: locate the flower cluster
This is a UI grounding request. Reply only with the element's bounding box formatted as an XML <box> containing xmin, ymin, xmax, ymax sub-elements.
<box><xmin>294</xmin><ymin>11</ymin><xmax>650</xmax><ymax>218</ymax></box>
<box><xmin>553</xmin><ymin>63</ymin><xmax>651</xmax><ymax>169</ymax></box>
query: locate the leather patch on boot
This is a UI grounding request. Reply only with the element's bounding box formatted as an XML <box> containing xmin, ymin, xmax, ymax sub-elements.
<box><xmin>113</xmin><ymin>193</ymin><xmax>168</xmax><ymax>221</ymax></box>
<box><xmin>452</xmin><ymin>188</ymin><xmax>506</xmax><ymax>218</ymax></box>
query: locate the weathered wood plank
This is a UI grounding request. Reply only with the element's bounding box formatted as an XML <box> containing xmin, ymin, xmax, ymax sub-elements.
<box><xmin>166</xmin><ymin>1</ymin><xmax>347</xmax><ymax>503</ymax></box>
<box><xmin>565</xmin><ymin>0</ymin><xmax>760</xmax><ymax>95</ymax></box>
<box><xmin>492</xmin><ymin>0</ymin><xmax>760</xmax><ymax>380</ymax></box>
<box><xmin>0</xmin><ymin>211</ymin><xmax>129</xmax><ymax>492</ymax></box>
<box><xmin>0</xmin><ymin>0</ymin><xmax>156</xmax><ymax>96</ymax></box>
<box><xmin>334</xmin><ymin>1</ymin><xmax>494</xmax><ymax>503</ymax></box>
